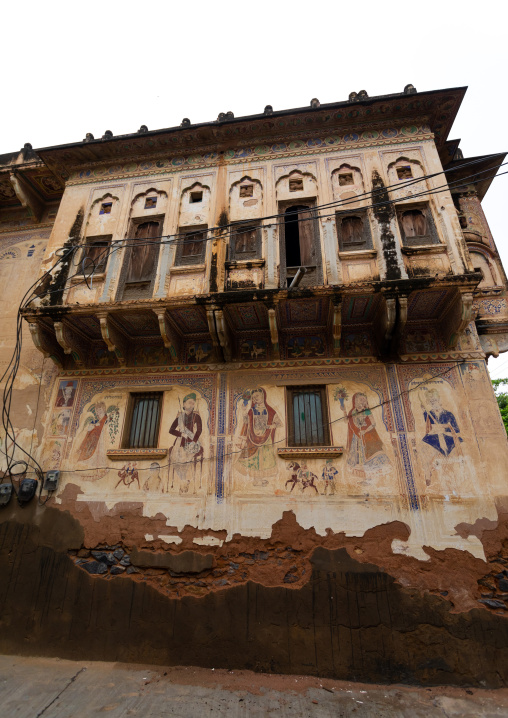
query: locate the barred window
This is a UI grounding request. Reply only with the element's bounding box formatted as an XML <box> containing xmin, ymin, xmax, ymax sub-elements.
<box><xmin>229</xmin><ymin>222</ymin><xmax>261</xmax><ymax>260</ymax></box>
<box><xmin>286</xmin><ymin>386</ymin><xmax>330</xmax><ymax>447</ymax></box>
<box><xmin>397</xmin><ymin>204</ymin><xmax>439</xmax><ymax>247</ymax></box>
<box><xmin>81</xmin><ymin>237</ymin><xmax>110</xmax><ymax>274</ymax></box>
<box><xmin>127</xmin><ymin>392</ymin><xmax>162</xmax><ymax>448</ymax></box>
<box><xmin>336</xmin><ymin>211</ymin><xmax>372</xmax><ymax>252</ymax></box>
<box><xmin>175</xmin><ymin>226</ymin><xmax>207</xmax><ymax>266</ymax></box>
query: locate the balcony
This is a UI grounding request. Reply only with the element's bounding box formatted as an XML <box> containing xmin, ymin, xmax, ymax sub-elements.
<box><xmin>23</xmin><ymin>255</ymin><xmax>481</xmax><ymax>370</ymax></box>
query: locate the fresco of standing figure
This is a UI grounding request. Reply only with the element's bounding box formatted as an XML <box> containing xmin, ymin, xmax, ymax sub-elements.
<box><xmin>236</xmin><ymin>387</ymin><xmax>282</xmax><ymax>487</ymax></box>
<box><xmin>168</xmin><ymin>392</ymin><xmax>203</xmax><ymax>494</ymax></box>
<box><xmin>343</xmin><ymin>392</ymin><xmax>392</xmax><ymax>482</ymax></box>
<box><xmin>420</xmin><ymin>388</ymin><xmax>465</xmax><ymax>489</ymax></box>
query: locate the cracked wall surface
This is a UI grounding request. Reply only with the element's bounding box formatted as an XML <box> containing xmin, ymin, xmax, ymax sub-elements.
<box><xmin>1</xmin><ymin>106</ymin><xmax>508</xmax><ymax>685</ymax></box>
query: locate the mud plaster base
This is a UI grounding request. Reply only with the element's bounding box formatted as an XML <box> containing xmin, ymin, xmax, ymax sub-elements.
<box><xmin>1</xmin><ymin>501</ymin><xmax>508</xmax><ymax>686</ymax></box>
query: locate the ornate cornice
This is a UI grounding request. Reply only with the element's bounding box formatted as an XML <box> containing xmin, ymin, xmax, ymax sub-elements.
<box><xmin>37</xmin><ymin>87</ymin><xmax>466</xmax><ymax>182</ymax></box>
<box><xmin>65</xmin><ymin>125</ymin><xmax>434</xmax><ymax>186</ymax></box>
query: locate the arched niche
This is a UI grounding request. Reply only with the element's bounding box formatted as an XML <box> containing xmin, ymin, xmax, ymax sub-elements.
<box><xmin>85</xmin><ymin>192</ymin><xmax>120</xmax><ymax>237</ymax></box>
<box><xmin>469</xmin><ymin>249</ymin><xmax>501</xmax><ymax>288</ymax></box>
<box><xmin>179</xmin><ymin>181</ymin><xmax>211</xmax><ymax>227</ymax></box>
<box><xmin>275</xmin><ymin>169</ymin><xmax>317</xmax><ymax>202</ymax></box>
<box><xmin>229</xmin><ymin>176</ymin><xmax>263</xmax><ymax>221</ymax></box>
<box><xmin>331</xmin><ymin>163</ymin><xmax>366</xmax><ymax>207</ymax></box>
<box><xmin>387</xmin><ymin>156</ymin><xmax>429</xmax><ymax>199</ymax></box>
<box><xmin>130</xmin><ymin>187</ymin><xmax>168</xmax><ymax>219</ymax></box>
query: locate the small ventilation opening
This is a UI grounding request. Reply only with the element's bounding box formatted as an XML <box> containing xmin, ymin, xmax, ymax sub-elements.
<box><xmin>190</xmin><ymin>191</ymin><xmax>203</xmax><ymax>203</ymax></box>
<box><xmin>338</xmin><ymin>173</ymin><xmax>354</xmax><ymax>186</ymax></box>
<box><xmin>289</xmin><ymin>178</ymin><xmax>303</xmax><ymax>192</ymax></box>
<box><xmin>145</xmin><ymin>196</ymin><xmax>157</xmax><ymax>209</ymax></box>
<box><xmin>239</xmin><ymin>185</ymin><xmax>253</xmax><ymax>198</ymax></box>
<box><xmin>100</xmin><ymin>202</ymin><xmax>112</xmax><ymax>215</ymax></box>
<box><xmin>397</xmin><ymin>166</ymin><xmax>413</xmax><ymax>180</ymax></box>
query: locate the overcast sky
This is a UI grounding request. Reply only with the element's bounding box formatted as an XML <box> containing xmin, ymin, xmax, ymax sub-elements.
<box><xmin>3</xmin><ymin>0</ymin><xmax>507</xmax><ymax>376</ymax></box>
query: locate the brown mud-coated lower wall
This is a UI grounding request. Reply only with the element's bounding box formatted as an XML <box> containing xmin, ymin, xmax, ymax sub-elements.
<box><xmin>1</xmin><ymin>503</ymin><xmax>508</xmax><ymax>687</ymax></box>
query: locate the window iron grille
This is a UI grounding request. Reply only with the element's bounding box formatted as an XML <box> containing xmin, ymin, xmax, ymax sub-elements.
<box><xmin>287</xmin><ymin>386</ymin><xmax>329</xmax><ymax>447</ymax></box>
<box><xmin>128</xmin><ymin>392</ymin><xmax>162</xmax><ymax>448</ymax></box>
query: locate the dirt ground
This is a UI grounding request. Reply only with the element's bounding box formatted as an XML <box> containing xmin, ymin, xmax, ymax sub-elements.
<box><xmin>1</xmin><ymin>654</ymin><xmax>507</xmax><ymax>717</ymax></box>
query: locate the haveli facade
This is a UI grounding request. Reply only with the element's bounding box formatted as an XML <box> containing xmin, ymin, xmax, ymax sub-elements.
<box><xmin>1</xmin><ymin>85</ymin><xmax>508</xmax><ymax>684</ymax></box>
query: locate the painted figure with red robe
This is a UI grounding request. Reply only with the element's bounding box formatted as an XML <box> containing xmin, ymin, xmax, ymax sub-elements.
<box><xmin>77</xmin><ymin>401</ymin><xmax>108</xmax><ymax>462</ymax></box>
<box><xmin>236</xmin><ymin>387</ymin><xmax>282</xmax><ymax>486</ymax></box>
<box><xmin>343</xmin><ymin>392</ymin><xmax>391</xmax><ymax>481</ymax></box>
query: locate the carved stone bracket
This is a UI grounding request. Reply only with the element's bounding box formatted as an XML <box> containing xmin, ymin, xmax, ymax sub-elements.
<box><xmin>153</xmin><ymin>309</ymin><xmax>179</xmax><ymax>361</ymax></box>
<box><xmin>206</xmin><ymin>308</ymin><xmax>222</xmax><ymax>361</ymax></box>
<box><xmin>214</xmin><ymin>309</ymin><xmax>233</xmax><ymax>363</ymax></box>
<box><xmin>54</xmin><ymin>321</ymin><xmax>87</xmax><ymax>368</ymax></box>
<box><xmin>9</xmin><ymin>172</ymin><xmax>44</xmax><ymax>222</ymax></box>
<box><xmin>445</xmin><ymin>290</ymin><xmax>475</xmax><ymax>349</ymax></box>
<box><xmin>27</xmin><ymin>319</ymin><xmax>64</xmax><ymax>367</ymax></box>
<box><xmin>382</xmin><ymin>296</ymin><xmax>397</xmax><ymax>354</ymax></box>
<box><xmin>392</xmin><ymin>295</ymin><xmax>408</xmax><ymax>355</ymax></box>
<box><xmin>329</xmin><ymin>301</ymin><xmax>342</xmax><ymax>356</ymax></box>
<box><xmin>268</xmin><ymin>308</ymin><xmax>280</xmax><ymax>359</ymax></box>
<box><xmin>378</xmin><ymin>295</ymin><xmax>408</xmax><ymax>356</ymax></box>
<box><xmin>97</xmin><ymin>312</ymin><xmax>127</xmax><ymax>365</ymax></box>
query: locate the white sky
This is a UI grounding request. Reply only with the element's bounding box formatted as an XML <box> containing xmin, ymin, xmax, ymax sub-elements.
<box><xmin>3</xmin><ymin>0</ymin><xmax>507</xmax><ymax>376</ymax></box>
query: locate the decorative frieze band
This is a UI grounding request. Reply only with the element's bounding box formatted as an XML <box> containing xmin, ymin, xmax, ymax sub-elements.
<box><xmin>66</xmin><ymin>126</ymin><xmax>433</xmax><ymax>186</ymax></box>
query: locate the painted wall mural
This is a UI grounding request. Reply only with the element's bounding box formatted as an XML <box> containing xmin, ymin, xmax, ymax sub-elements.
<box><xmin>72</xmin><ymin>398</ymin><xmax>121</xmax><ymax>480</ymax></box>
<box><xmin>343</xmin><ymin>391</ymin><xmax>392</xmax><ymax>482</ymax></box>
<box><xmin>234</xmin><ymin>387</ymin><xmax>283</xmax><ymax>487</ymax></box>
<box><xmin>168</xmin><ymin>391</ymin><xmax>205</xmax><ymax>494</ymax></box>
<box><xmin>44</xmin><ymin>361</ymin><xmax>508</xmax><ymax>554</ymax></box>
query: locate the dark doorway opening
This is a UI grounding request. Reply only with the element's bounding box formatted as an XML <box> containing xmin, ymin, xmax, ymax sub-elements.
<box><xmin>284</xmin><ymin>205</ymin><xmax>314</xmax><ymax>268</ymax></box>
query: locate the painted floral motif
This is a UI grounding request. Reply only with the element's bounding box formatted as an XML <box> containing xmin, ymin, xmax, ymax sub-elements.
<box><xmin>333</xmin><ymin>386</ymin><xmax>349</xmax><ymax>411</ymax></box>
<box><xmin>474</xmin><ymin>298</ymin><xmax>506</xmax><ymax>316</ymax></box>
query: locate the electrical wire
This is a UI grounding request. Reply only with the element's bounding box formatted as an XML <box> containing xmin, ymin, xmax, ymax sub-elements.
<box><xmin>3</xmin><ymin>155</ymin><xmax>506</xmax><ymax>484</ymax></box>
<box><xmin>17</xmin><ymin>359</ymin><xmax>467</xmax><ymax>474</ymax></box>
<box><xmin>24</xmin><ymin>161</ymin><xmax>508</xmax><ymax>307</ymax></box>
<box><xmin>20</xmin><ymin>153</ymin><xmax>508</xmax><ymax>279</ymax></box>
<box><xmin>65</xmin><ymin>151</ymin><xmax>508</xmax><ymax>248</ymax></box>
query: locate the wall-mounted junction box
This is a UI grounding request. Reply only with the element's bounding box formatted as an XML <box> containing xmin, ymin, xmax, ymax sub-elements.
<box><xmin>43</xmin><ymin>470</ymin><xmax>60</xmax><ymax>492</ymax></box>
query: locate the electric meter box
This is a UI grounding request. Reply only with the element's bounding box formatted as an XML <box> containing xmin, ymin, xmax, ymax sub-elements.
<box><xmin>18</xmin><ymin>478</ymin><xmax>38</xmax><ymax>504</ymax></box>
<box><xmin>0</xmin><ymin>484</ymin><xmax>12</xmax><ymax>506</ymax></box>
<box><xmin>44</xmin><ymin>470</ymin><xmax>60</xmax><ymax>492</ymax></box>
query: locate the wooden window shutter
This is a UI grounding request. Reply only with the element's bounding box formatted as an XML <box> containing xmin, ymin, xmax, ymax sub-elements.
<box><xmin>181</xmin><ymin>229</ymin><xmax>205</xmax><ymax>258</ymax></box>
<box><xmin>413</xmin><ymin>211</ymin><xmax>427</xmax><ymax>236</ymax></box>
<box><xmin>126</xmin><ymin>221</ymin><xmax>160</xmax><ymax>283</ymax></box>
<box><xmin>298</xmin><ymin>208</ymin><xmax>315</xmax><ymax>266</ymax></box>
<box><xmin>402</xmin><ymin>210</ymin><xmax>427</xmax><ymax>239</ymax></box>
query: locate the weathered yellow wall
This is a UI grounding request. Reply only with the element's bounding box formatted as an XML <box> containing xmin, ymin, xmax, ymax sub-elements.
<box><xmin>0</xmin><ymin>214</ymin><xmax>57</xmax><ymax>468</ymax></box>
